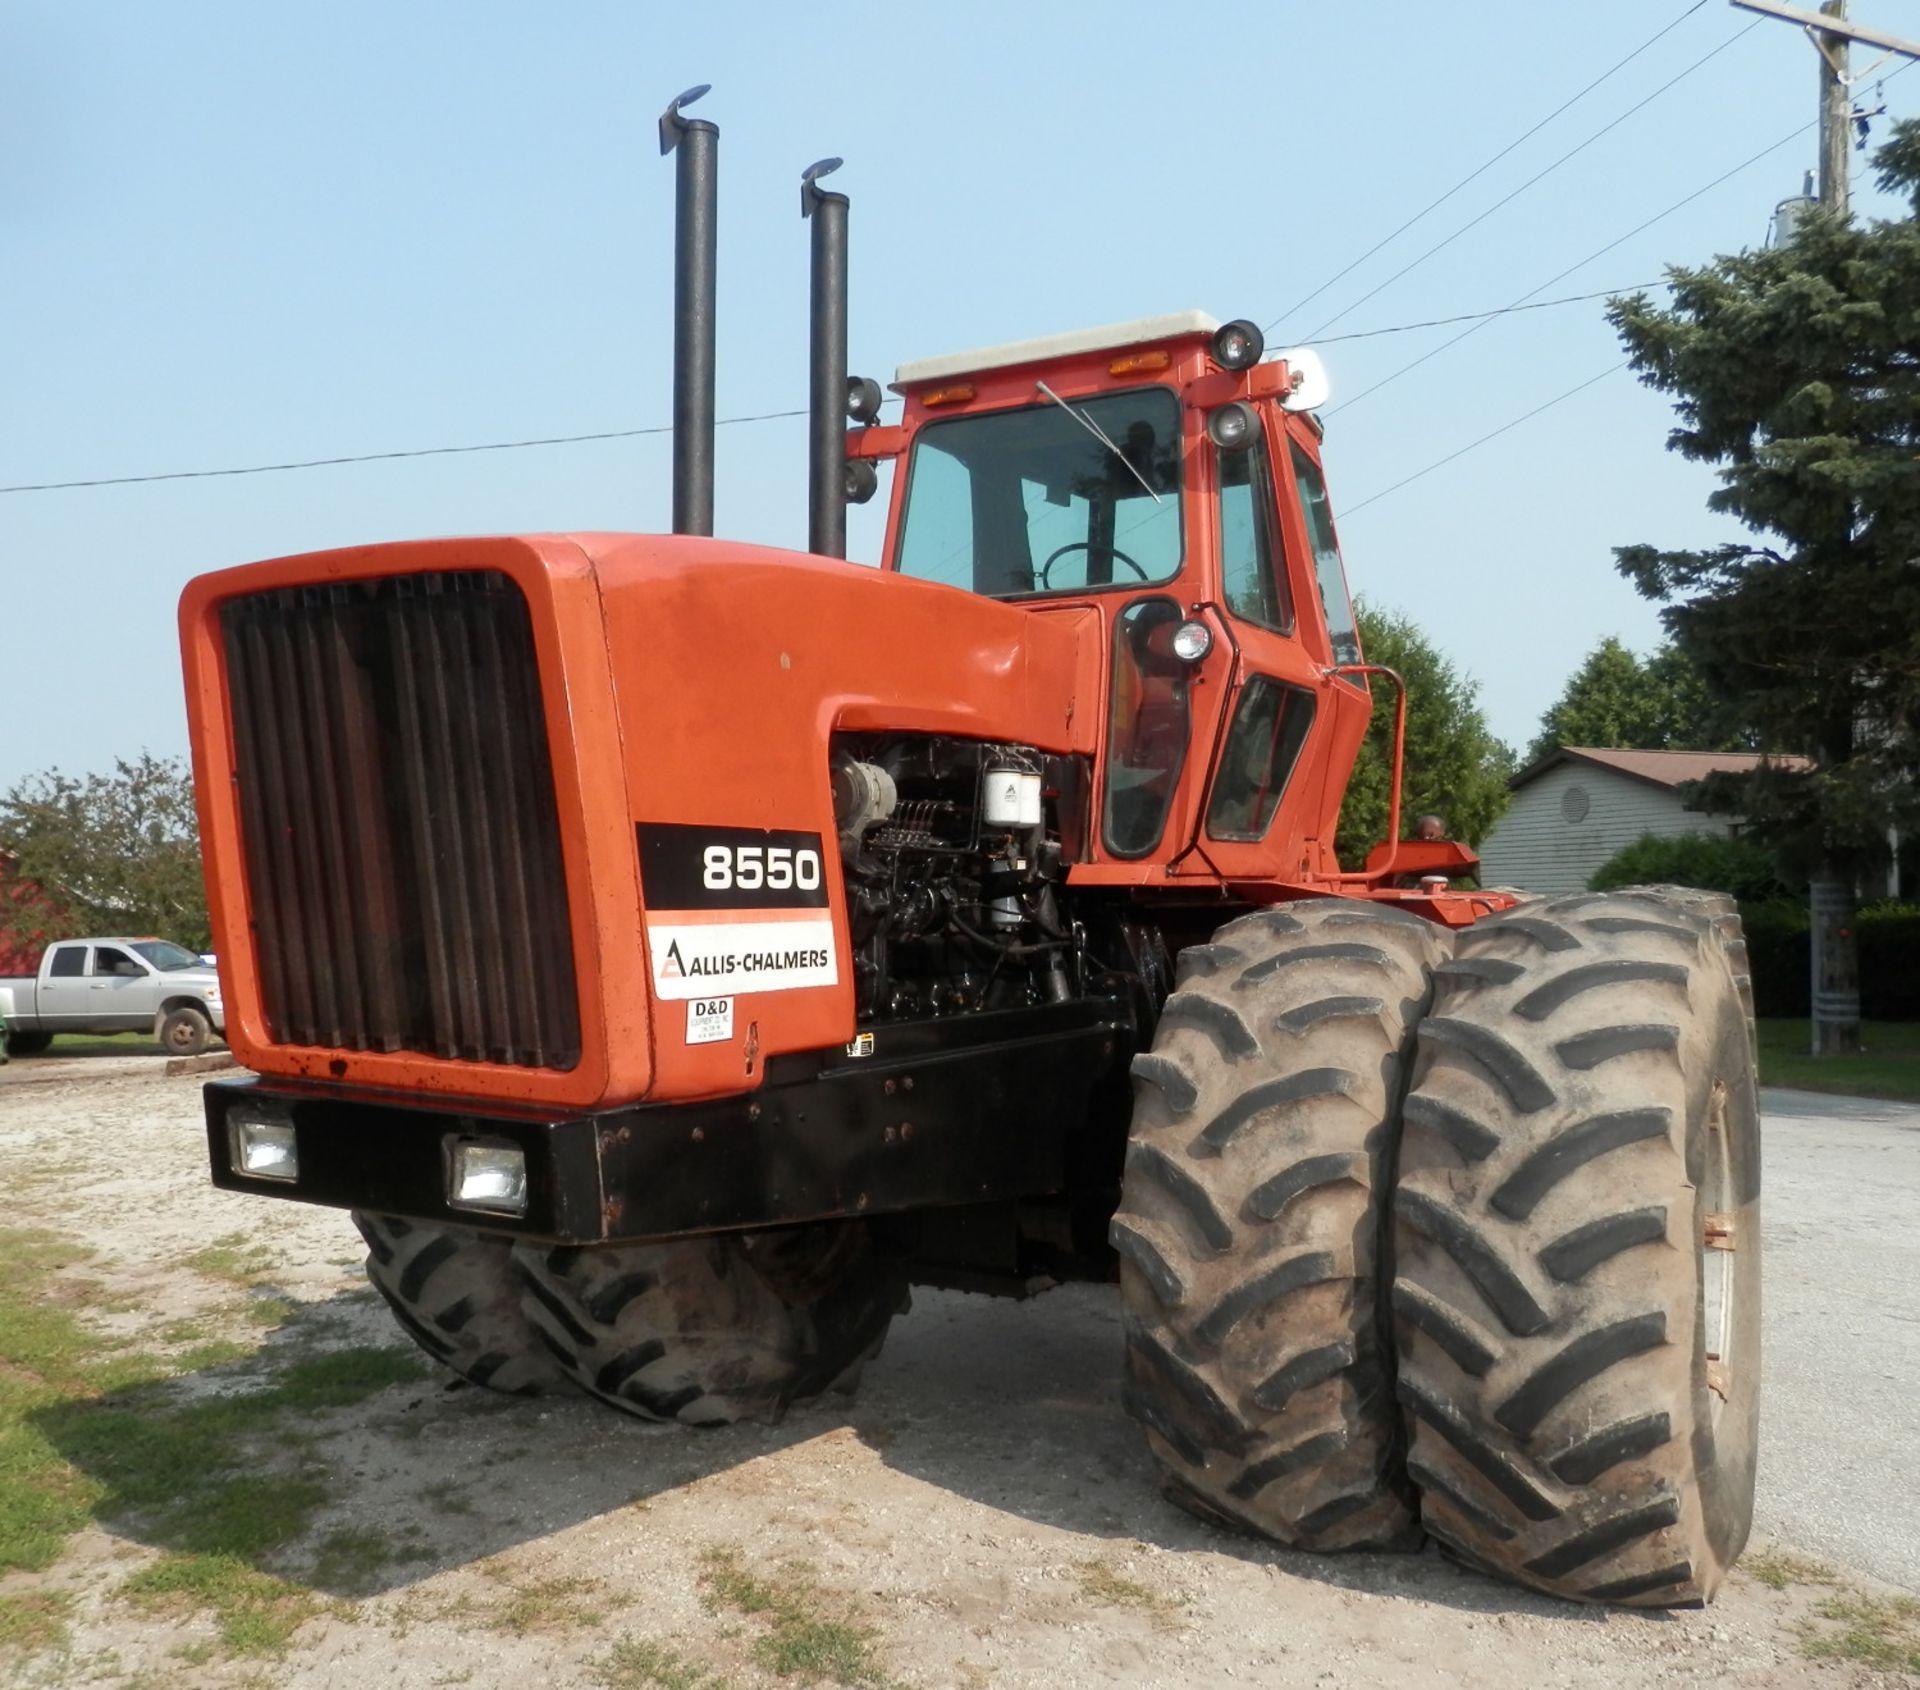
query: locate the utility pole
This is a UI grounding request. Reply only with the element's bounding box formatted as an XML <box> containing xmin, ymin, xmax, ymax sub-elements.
<box><xmin>1732</xmin><ymin>0</ymin><xmax>1920</xmax><ymax>216</ymax></box>
<box><xmin>1818</xmin><ymin>1</ymin><xmax>1852</xmax><ymax>214</ymax></box>
<box><xmin>1728</xmin><ymin>2</ymin><xmax>1920</xmax><ymax>1055</ymax></box>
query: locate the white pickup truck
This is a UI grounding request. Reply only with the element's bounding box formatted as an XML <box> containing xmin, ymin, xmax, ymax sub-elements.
<box><xmin>0</xmin><ymin>938</ymin><xmax>226</xmax><ymax>1057</ymax></box>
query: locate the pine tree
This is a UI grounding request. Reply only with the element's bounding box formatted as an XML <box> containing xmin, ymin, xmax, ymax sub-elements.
<box><xmin>1609</xmin><ymin>121</ymin><xmax>1920</xmax><ymax>1053</ymax></box>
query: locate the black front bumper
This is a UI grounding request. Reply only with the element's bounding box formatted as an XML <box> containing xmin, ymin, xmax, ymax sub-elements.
<box><xmin>205</xmin><ymin>999</ymin><xmax>1128</xmax><ymax>1243</ymax></box>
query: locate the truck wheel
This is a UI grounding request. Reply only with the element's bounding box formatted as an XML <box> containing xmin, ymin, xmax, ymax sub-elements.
<box><xmin>354</xmin><ymin>1213</ymin><xmax>570</xmax><ymax>1395</ymax></box>
<box><xmin>513</xmin><ymin>1221</ymin><xmax>907</xmax><ymax>1426</ymax></box>
<box><xmin>159</xmin><ymin>1005</ymin><xmax>213</xmax><ymax>1056</ymax></box>
<box><xmin>1391</xmin><ymin>889</ymin><xmax>1761</xmax><ymax>1606</ymax></box>
<box><xmin>1112</xmin><ymin>900</ymin><xmax>1450</xmax><ymax>1550</ymax></box>
<box><xmin>4</xmin><ymin>1030</ymin><xmax>53</xmax><ymax>1057</ymax></box>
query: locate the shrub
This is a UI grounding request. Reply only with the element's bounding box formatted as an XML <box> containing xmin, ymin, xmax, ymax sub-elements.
<box><xmin>1735</xmin><ymin>898</ymin><xmax>1920</xmax><ymax>1020</ymax></box>
<box><xmin>1589</xmin><ymin>832</ymin><xmax>1793</xmax><ymax>903</ymax></box>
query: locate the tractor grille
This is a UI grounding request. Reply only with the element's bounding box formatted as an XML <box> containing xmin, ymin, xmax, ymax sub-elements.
<box><xmin>221</xmin><ymin>570</ymin><xmax>581</xmax><ymax>1069</ymax></box>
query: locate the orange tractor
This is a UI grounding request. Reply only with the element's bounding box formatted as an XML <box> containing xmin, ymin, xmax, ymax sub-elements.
<box><xmin>178</xmin><ymin>90</ymin><xmax>1760</xmax><ymax>1608</ymax></box>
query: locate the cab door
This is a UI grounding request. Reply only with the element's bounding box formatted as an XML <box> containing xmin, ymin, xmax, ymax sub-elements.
<box><xmin>86</xmin><ymin>943</ymin><xmax>156</xmax><ymax>1031</ymax></box>
<box><xmin>1191</xmin><ymin>411</ymin><xmax>1342</xmax><ymax>880</ymax></box>
<box><xmin>37</xmin><ymin>943</ymin><xmax>93</xmax><ymax>1027</ymax></box>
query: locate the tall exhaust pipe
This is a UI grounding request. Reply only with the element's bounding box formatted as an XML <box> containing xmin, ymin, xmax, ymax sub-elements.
<box><xmin>660</xmin><ymin>85</ymin><xmax>717</xmax><ymax>537</ymax></box>
<box><xmin>801</xmin><ymin>157</ymin><xmax>849</xmax><ymax>559</ymax></box>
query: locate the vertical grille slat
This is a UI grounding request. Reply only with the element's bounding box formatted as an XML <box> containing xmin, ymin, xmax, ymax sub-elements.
<box><xmin>474</xmin><ymin>600</ymin><xmax>545</xmax><ymax>1065</ymax></box>
<box><xmin>221</xmin><ymin>570</ymin><xmax>581</xmax><ymax>1070</ymax></box>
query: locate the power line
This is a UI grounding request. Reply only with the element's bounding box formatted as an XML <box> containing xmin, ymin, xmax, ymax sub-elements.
<box><xmin>1266</xmin><ymin>0</ymin><xmax>1712</xmax><ymax>335</ymax></box>
<box><xmin>0</xmin><ymin>289</ymin><xmax>1663</xmax><ymax>498</ymax></box>
<box><xmin>1295</xmin><ymin>15</ymin><xmax>1764</xmax><ymax>344</ymax></box>
<box><xmin>0</xmin><ymin>407</ymin><xmax>813</xmax><ymax>496</ymax></box>
<box><xmin>1328</xmin><ymin>116</ymin><xmax>1817</xmax><ymax>416</ymax></box>
<box><xmin>1314</xmin><ymin>282</ymin><xmax>1670</xmax><ymax>345</ymax></box>
<box><xmin>1340</xmin><ymin>362</ymin><xmax>1630</xmax><ymax>517</ymax></box>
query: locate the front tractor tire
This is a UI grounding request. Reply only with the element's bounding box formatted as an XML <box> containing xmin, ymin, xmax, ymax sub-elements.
<box><xmin>1112</xmin><ymin>900</ymin><xmax>1449</xmax><ymax>1550</ymax></box>
<box><xmin>1391</xmin><ymin>889</ymin><xmax>1761</xmax><ymax>1606</ymax></box>
<box><xmin>355</xmin><ymin>1213</ymin><xmax>570</xmax><ymax>1396</ymax></box>
<box><xmin>512</xmin><ymin>1221</ymin><xmax>907</xmax><ymax>1426</ymax></box>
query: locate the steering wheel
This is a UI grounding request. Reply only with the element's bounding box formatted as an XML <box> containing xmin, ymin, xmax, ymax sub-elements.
<box><xmin>1038</xmin><ymin>540</ymin><xmax>1150</xmax><ymax>589</ymax></box>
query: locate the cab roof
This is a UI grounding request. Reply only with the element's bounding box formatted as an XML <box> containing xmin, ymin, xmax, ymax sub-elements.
<box><xmin>892</xmin><ymin>311</ymin><xmax>1220</xmax><ymax>391</ymax></box>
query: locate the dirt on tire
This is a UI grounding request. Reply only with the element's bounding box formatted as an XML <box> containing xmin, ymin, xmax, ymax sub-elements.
<box><xmin>513</xmin><ymin>1220</ymin><xmax>907</xmax><ymax>1425</ymax></box>
<box><xmin>356</xmin><ymin>1211</ymin><xmax>571</xmax><ymax>1396</ymax></box>
<box><xmin>1391</xmin><ymin>887</ymin><xmax>1762</xmax><ymax>1605</ymax></box>
<box><xmin>1112</xmin><ymin>899</ymin><xmax>1449</xmax><ymax>1551</ymax></box>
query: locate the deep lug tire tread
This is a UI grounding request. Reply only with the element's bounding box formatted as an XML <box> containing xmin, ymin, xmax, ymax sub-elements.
<box><xmin>1114</xmin><ymin>899</ymin><xmax>1450</xmax><ymax>1551</ymax></box>
<box><xmin>354</xmin><ymin>1212</ymin><xmax>570</xmax><ymax>1397</ymax></box>
<box><xmin>1391</xmin><ymin>888</ymin><xmax>1762</xmax><ymax>1606</ymax></box>
<box><xmin>510</xmin><ymin>1223</ymin><xmax>907</xmax><ymax>1427</ymax></box>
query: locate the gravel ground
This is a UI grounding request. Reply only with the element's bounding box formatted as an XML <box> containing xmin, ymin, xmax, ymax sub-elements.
<box><xmin>1754</xmin><ymin>1087</ymin><xmax>1920</xmax><ymax>1593</ymax></box>
<box><xmin>0</xmin><ymin>1057</ymin><xmax>1914</xmax><ymax>1689</ymax></box>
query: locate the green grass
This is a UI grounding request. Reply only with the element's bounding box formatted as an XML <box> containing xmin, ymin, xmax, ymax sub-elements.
<box><xmin>9</xmin><ymin>1032</ymin><xmax>157</xmax><ymax>1058</ymax></box>
<box><xmin>698</xmin><ymin>1547</ymin><xmax>894</xmax><ymax>1688</ymax></box>
<box><xmin>595</xmin><ymin>1637</ymin><xmax>741</xmax><ymax>1690</ymax></box>
<box><xmin>0</xmin><ymin>1224</ymin><xmax>425</xmax><ymax>1662</ymax></box>
<box><xmin>1740</xmin><ymin>1547</ymin><xmax>1920</xmax><ymax>1673</ymax></box>
<box><xmin>1072</xmin><ymin>1559</ymin><xmax>1181</xmax><ymax>1627</ymax></box>
<box><xmin>1799</xmin><ymin>1590</ymin><xmax>1920</xmax><ymax>1674</ymax></box>
<box><xmin>1742</xmin><ymin>1549</ymin><xmax>1841</xmax><ymax>1592</ymax></box>
<box><xmin>181</xmin><ymin>1231</ymin><xmax>280</xmax><ymax>1286</ymax></box>
<box><xmin>1756</xmin><ymin>1018</ymin><xmax>1920</xmax><ymax>1101</ymax></box>
<box><xmin>0</xmin><ymin>1591</ymin><xmax>72</xmax><ymax>1657</ymax></box>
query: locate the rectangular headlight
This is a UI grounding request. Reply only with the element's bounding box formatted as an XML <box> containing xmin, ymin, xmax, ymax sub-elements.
<box><xmin>229</xmin><ymin>1105</ymin><xmax>298</xmax><ymax>1183</ymax></box>
<box><xmin>448</xmin><ymin>1141</ymin><xmax>528</xmax><ymax>1217</ymax></box>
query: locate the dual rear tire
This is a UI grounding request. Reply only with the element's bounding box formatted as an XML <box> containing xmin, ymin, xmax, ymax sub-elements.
<box><xmin>1115</xmin><ymin>888</ymin><xmax>1760</xmax><ymax>1606</ymax></box>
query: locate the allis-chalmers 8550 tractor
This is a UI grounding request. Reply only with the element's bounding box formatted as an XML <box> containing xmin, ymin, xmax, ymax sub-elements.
<box><xmin>178</xmin><ymin>92</ymin><xmax>1759</xmax><ymax>1610</ymax></box>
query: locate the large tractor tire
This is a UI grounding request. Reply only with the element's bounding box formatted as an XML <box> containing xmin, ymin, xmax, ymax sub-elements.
<box><xmin>512</xmin><ymin>1221</ymin><xmax>907</xmax><ymax>1426</ymax></box>
<box><xmin>355</xmin><ymin>1213</ymin><xmax>570</xmax><ymax>1396</ymax></box>
<box><xmin>1113</xmin><ymin>900</ymin><xmax>1450</xmax><ymax>1550</ymax></box>
<box><xmin>1391</xmin><ymin>888</ymin><xmax>1761</xmax><ymax>1606</ymax></box>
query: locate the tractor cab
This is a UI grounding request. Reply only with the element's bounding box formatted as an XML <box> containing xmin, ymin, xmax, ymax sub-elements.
<box><xmin>849</xmin><ymin>313</ymin><xmax>1376</xmax><ymax>886</ymax></box>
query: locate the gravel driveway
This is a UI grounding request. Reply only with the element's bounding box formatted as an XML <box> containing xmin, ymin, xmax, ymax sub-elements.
<box><xmin>0</xmin><ymin>1059</ymin><xmax>1913</xmax><ymax>1689</ymax></box>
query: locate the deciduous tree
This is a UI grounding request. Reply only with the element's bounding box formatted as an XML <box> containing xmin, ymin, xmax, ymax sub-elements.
<box><xmin>1527</xmin><ymin>637</ymin><xmax>1740</xmax><ymax>765</ymax></box>
<box><xmin>0</xmin><ymin>754</ymin><xmax>209</xmax><ymax>953</ymax></box>
<box><xmin>1337</xmin><ymin>600</ymin><xmax>1513</xmax><ymax>866</ymax></box>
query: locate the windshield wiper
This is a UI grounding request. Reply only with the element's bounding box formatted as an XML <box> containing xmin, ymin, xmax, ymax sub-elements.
<box><xmin>1034</xmin><ymin>381</ymin><xmax>1163</xmax><ymax>506</ymax></box>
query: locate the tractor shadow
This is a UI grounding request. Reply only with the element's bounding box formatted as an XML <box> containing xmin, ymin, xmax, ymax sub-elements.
<box><xmin>37</xmin><ymin>1279</ymin><xmax>1623</xmax><ymax>1623</ymax></box>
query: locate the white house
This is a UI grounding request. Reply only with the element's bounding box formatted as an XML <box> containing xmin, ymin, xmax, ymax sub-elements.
<box><xmin>1475</xmin><ymin>748</ymin><xmax>1796</xmax><ymax>896</ymax></box>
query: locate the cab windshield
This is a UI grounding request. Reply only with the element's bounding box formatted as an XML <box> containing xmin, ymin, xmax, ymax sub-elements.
<box><xmin>894</xmin><ymin>387</ymin><xmax>1183</xmax><ymax>597</ymax></box>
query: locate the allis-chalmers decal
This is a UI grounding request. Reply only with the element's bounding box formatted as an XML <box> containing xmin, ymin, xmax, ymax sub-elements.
<box><xmin>636</xmin><ymin>823</ymin><xmax>838</xmax><ymax>1000</ymax></box>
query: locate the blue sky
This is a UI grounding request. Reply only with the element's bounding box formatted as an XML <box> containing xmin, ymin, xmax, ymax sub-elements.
<box><xmin>4</xmin><ymin>0</ymin><xmax>1915</xmax><ymax>791</ymax></box>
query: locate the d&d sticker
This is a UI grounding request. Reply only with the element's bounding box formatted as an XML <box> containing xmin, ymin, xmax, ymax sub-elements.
<box><xmin>686</xmin><ymin>997</ymin><xmax>735</xmax><ymax>1046</ymax></box>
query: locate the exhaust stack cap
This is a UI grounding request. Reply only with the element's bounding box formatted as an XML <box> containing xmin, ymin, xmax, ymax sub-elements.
<box><xmin>658</xmin><ymin>83</ymin><xmax>713</xmax><ymax>153</ymax></box>
<box><xmin>801</xmin><ymin>155</ymin><xmax>844</xmax><ymax>214</ymax></box>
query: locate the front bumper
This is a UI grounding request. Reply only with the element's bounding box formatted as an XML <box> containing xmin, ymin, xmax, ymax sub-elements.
<box><xmin>204</xmin><ymin>999</ymin><xmax>1126</xmax><ymax>1243</ymax></box>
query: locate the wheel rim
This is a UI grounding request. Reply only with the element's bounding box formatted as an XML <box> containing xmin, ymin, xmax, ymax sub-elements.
<box><xmin>1700</xmin><ymin>1076</ymin><xmax>1740</xmax><ymax>1424</ymax></box>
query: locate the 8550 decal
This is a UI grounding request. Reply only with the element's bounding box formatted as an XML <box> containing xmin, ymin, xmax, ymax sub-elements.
<box><xmin>638</xmin><ymin>823</ymin><xmax>838</xmax><ymax>1001</ymax></box>
<box><xmin>638</xmin><ymin>822</ymin><xmax>831</xmax><ymax>911</ymax></box>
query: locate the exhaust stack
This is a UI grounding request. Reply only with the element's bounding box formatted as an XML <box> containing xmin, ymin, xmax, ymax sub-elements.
<box><xmin>660</xmin><ymin>86</ymin><xmax>718</xmax><ymax>537</ymax></box>
<box><xmin>802</xmin><ymin>157</ymin><xmax>849</xmax><ymax>560</ymax></box>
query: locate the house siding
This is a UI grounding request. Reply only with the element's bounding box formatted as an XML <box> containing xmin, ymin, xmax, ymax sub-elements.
<box><xmin>1477</xmin><ymin>763</ymin><xmax>1732</xmax><ymax>895</ymax></box>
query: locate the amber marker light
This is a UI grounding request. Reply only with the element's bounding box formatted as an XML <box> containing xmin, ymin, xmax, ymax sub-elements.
<box><xmin>1108</xmin><ymin>349</ymin><xmax>1172</xmax><ymax>375</ymax></box>
<box><xmin>922</xmin><ymin>383</ymin><xmax>977</xmax><ymax>407</ymax></box>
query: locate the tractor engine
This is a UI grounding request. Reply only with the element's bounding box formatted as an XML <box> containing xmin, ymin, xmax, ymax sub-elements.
<box><xmin>829</xmin><ymin>735</ymin><xmax>1090</xmax><ymax>1023</ymax></box>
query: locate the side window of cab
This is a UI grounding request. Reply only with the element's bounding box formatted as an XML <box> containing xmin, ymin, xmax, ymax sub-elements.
<box><xmin>1217</xmin><ymin>434</ymin><xmax>1292</xmax><ymax>633</ymax></box>
<box><xmin>1290</xmin><ymin>442</ymin><xmax>1361</xmax><ymax>666</ymax></box>
<box><xmin>48</xmin><ymin>945</ymin><xmax>87</xmax><ymax>978</ymax></box>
